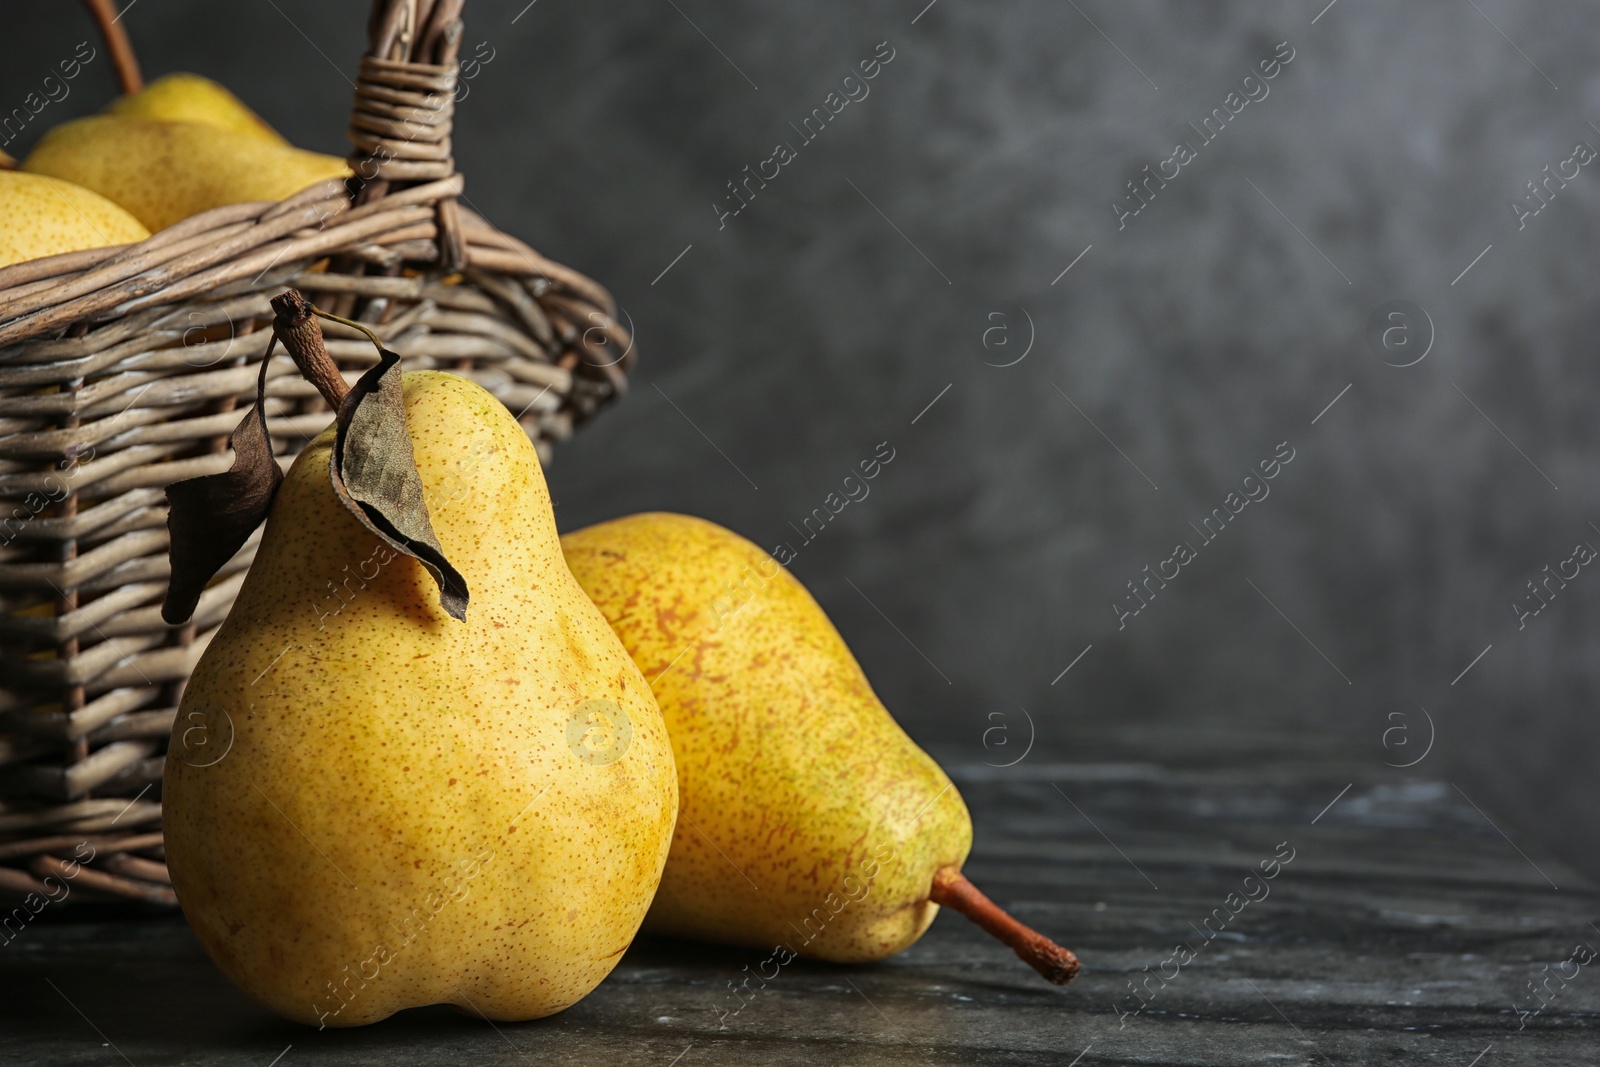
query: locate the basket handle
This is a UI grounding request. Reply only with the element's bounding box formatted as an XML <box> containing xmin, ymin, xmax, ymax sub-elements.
<box><xmin>79</xmin><ymin>0</ymin><xmax>144</xmax><ymax>94</ymax></box>
<box><xmin>347</xmin><ymin>0</ymin><xmax>467</xmax><ymax>270</ymax></box>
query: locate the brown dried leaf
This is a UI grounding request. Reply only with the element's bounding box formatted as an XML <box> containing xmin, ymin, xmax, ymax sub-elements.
<box><xmin>331</xmin><ymin>347</ymin><xmax>469</xmax><ymax>621</ymax></box>
<box><xmin>161</xmin><ymin>353</ymin><xmax>283</xmax><ymax>625</ymax></box>
<box><xmin>161</xmin><ymin>296</ymin><xmax>470</xmax><ymax>628</ymax></box>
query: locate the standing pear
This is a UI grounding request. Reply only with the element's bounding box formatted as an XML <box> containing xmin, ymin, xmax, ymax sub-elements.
<box><xmin>164</xmin><ymin>342</ymin><xmax>676</xmax><ymax>1026</ymax></box>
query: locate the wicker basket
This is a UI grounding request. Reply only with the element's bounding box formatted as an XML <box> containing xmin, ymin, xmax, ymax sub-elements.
<box><xmin>0</xmin><ymin>0</ymin><xmax>634</xmax><ymax>907</ymax></box>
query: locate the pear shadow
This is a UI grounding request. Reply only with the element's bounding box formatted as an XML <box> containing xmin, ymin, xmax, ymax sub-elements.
<box><xmin>618</xmin><ymin>931</ymin><xmax>940</xmax><ymax>992</ymax></box>
<box><xmin>615</xmin><ymin>931</ymin><xmax>756</xmax><ymax>970</ymax></box>
<box><xmin>3</xmin><ymin>917</ymin><xmax>750</xmax><ymax>1052</ymax></box>
<box><xmin>8</xmin><ymin>916</ymin><xmax>1028</xmax><ymax>1056</ymax></box>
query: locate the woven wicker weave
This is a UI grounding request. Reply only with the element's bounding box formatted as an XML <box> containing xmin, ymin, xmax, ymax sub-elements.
<box><xmin>0</xmin><ymin>0</ymin><xmax>633</xmax><ymax>906</ymax></box>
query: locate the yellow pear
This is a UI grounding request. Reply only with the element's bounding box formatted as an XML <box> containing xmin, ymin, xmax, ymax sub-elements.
<box><xmin>23</xmin><ymin>116</ymin><xmax>349</xmax><ymax>232</ymax></box>
<box><xmin>163</xmin><ymin>373</ymin><xmax>677</xmax><ymax>1027</ymax></box>
<box><xmin>107</xmin><ymin>72</ymin><xmax>287</xmax><ymax>144</ymax></box>
<box><xmin>562</xmin><ymin>513</ymin><xmax>1077</xmax><ymax>982</ymax></box>
<box><xmin>0</xmin><ymin>170</ymin><xmax>149</xmax><ymax>268</ymax></box>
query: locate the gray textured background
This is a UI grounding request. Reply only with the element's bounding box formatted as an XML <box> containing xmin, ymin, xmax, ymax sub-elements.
<box><xmin>7</xmin><ymin>2</ymin><xmax>1596</xmax><ymax>882</ymax></box>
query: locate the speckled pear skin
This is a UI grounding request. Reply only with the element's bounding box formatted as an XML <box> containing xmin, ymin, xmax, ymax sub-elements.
<box><xmin>24</xmin><ymin>116</ymin><xmax>349</xmax><ymax>232</ymax></box>
<box><xmin>0</xmin><ymin>171</ymin><xmax>149</xmax><ymax>268</ymax></box>
<box><xmin>163</xmin><ymin>373</ymin><xmax>676</xmax><ymax>1027</ymax></box>
<box><xmin>107</xmin><ymin>73</ymin><xmax>287</xmax><ymax>145</ymax></box>
<box><xmin>560</xmin><ymin>513</ymin><xmax>971</xmax><ymax>963</ymax></box>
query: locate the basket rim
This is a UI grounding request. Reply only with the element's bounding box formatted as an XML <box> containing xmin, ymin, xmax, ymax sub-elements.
<box><xmin>0</xmin><ymin>177</ymin><xmax>621</xmax><ymax>353</ymax></box>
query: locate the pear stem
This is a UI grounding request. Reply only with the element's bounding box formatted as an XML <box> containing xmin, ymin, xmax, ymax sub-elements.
<box><xmin>929</xmin><ymin>866</ymin><xmax>1080</xmax><ymax>985</ymax></box>
<box><xmin>269</xmin><ymin>289</ymin><xmax>350</xmax><ymax>409</ymax></box>
<box><xmin>79</xmin><ymin>0</ymin><xmax>144</xmax><ymax>94</ymax></box>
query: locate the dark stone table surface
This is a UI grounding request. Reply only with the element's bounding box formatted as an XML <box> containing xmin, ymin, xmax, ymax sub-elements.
<box><xmin>3</xmin><ymin>726</ymin><xmax>1595</xmax><ymax>1066</ymax></box>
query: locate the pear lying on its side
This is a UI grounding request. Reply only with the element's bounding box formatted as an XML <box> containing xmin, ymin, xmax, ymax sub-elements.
<box><xmin>24</xmin><ymin>116</ymin><xmax>349</xmax><ymax>231</ymax></box>
<box><xmin>562</xmin><ymin>513</ymin><xmax>1078</xmax><ymax>982</ymax></box>
<box><xmin>107</xmin><ymin>72</ymin><xmax>287</xmax><ymax>144</ymax></box>
<box><xmin>0</xmin><ymin>170</ymin><xmax>149</xmax><ymax>267</ymax></box>
<box><xmin>164</xmin><ymin>373</ymin><xmax>677</xmax><ymax>1027</ymax></box>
